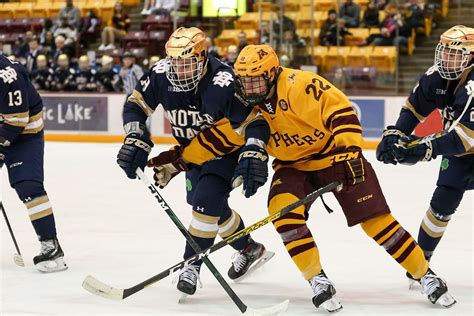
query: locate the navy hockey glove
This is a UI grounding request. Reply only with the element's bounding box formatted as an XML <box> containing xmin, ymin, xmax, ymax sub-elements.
<box><xmin>392</xmin><ymin>135</ymin><xmax>437</xmax><ymax>165</ymax></box>
<box><xmin>331</xmin><ymin>148</ymin><xmax>366</xmax><ymax>186</ymax></box>
<box><xmin>232</xmin><ymin>143</ymin><xmax>269</xmax><ymax>198</ymax></box>
<box><xmin>147</xmin><ymin>145</ymin><xmax>189</xmax><ymax>188</ymax></box>
<box><xmin>376</xmin><ymin>126</ymin><xmax>407</xmax><ymax>165</ymax></box>
<box><xmin>117</xmin><ymin>122</ymin><xmax>153</xmax><ymax>179</ymax></box>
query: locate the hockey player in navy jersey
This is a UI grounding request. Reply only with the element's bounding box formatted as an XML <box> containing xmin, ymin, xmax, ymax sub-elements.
<box><xmin>377</xmin><ymin>24</ymin><xmax>474</xmax><ymax>285</ymax></box>
<box><xmin>117</xmin><ymin>27</ymin><xmax>273</xmax><ymax>296</ymax></box>
<box><xmin>0</xmin><ymin>55</ymin><xmax>67</xmax><ymax>272</ymax></box>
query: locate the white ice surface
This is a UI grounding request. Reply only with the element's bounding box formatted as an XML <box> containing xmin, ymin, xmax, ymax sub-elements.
<box><xmin>1</xmin><ymin>142</ymin><xmax>473</xmax><ymax>316</ymax></box>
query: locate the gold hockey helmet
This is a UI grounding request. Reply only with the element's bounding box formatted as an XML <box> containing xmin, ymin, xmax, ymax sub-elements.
<box><xmin>234</xmin><ymin>44</ymin><xmax>280</xmax><ymax>106</ymax></box>
<box><xmin>165</xmin><ymin>27</ymin><xmax>208</xmax><ymax>92</ymax></box>
<box><xmin>435</xmin><ymin>25</ymin><xmax>474</xmax><ymax>80</ymax></box>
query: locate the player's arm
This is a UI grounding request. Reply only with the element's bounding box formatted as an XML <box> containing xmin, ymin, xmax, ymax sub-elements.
<box><xmin>320</xmin><ymin>81</ymin><xmax>365</xmax><ymax>186</ymax></box>
<box><xmin>117</xmin><ymin>70</ymin><xmax>160</xmax><ymax>179</ymax></box>
<box><xmin>377</xmin><ymin>67</ymin><xmax>439</xmax><ymax>164</ymax></box>
<box><xmin>0</xmin><ymin>68</ymin><xmax>30</xmax><ymax>167</ymax></box>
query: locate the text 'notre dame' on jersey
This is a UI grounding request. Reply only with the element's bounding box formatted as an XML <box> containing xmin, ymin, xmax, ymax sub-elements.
<box><xmin>123</xmin><ymin>56</ymin><xmax>239</xmax><ymax>147</ymax></box>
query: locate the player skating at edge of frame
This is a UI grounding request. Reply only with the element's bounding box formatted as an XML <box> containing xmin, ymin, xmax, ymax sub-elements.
<box><xmin>0</xmin><ymin>55</ymin><xmax>67</xmax><ymax>273</ymax></box>
<box><xmin>377</xmin><ymin>25</ymin><xmax>474</xmax><ymax>286</ymax></box>
<box><xmin>116</xmin><ymin>27</ymin><xmax>274</xmax><ymax>299</ymax></box>
<box><xmin>160</xmin><ymin>44</ymin><xmax>457</xmax><ymax>312</ymax></box>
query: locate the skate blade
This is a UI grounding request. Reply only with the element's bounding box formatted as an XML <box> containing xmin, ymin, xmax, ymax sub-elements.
<box><xmin>408</xmin><ymin>278</ymin><xmax>419</xmax><ymax>290</ymax></box>
<box><xmin>233</xmin><ymin>251</ymin><xmax>275</xmax><ymax>283</ymax></box>
<box><xmin>321</xmin><ymin>297</ymin><xmax>343</xmax><ymax>313</ymax></box>
<box><xmin>436</xmin><ymin>292</ymin><xmax>456</xmax><ymax>308</ymax></box>
<box><xmin>178</xmin><ymin>293</ymin><xmax>188</xmax><ymax>304</ymax></box>
<box><xmin>36</xmin><ymin>257</ymin><xmax>68</xmax><ymax>273</ymax></box>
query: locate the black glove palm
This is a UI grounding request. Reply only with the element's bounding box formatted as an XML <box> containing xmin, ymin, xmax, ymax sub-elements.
<box><xmin>117</xmin><ymin>130</ymin><xmax>153</xmax><ymax>179</ymax></box>
<box><xmin>376</xmin><ymin>126</ymin><xmax>406</xmax><ymax>165</ymax></box>
<box><xmin>232</xmin><ymin>144</ymin><xmax>269</xmax><ymax>198</ymax></box>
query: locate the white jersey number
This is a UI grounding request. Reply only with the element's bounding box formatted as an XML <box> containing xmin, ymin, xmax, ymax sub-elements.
<box><xmin>8</xmin><ymin>90</ymin><xmax>22</xmax><ymax>106</ymax></box>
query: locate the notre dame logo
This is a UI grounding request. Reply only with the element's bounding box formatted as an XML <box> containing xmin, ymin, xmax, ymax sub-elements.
<box><xmin>257</xmin><ymin>49</ymin><xmax>268</xmax><ymax>60</ymax></box>
<box><xmin>278</xmin><ymin>99</ymin><xmax>288</xmax><ymax>111</ymax></box>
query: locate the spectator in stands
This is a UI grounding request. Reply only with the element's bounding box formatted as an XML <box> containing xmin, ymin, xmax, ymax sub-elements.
<box><xmin>96</xmin><ymin>55</ymin><xmax>123</xmax><ymax>92</ymax></box>
<box><xmin>17</xmin><ymin>31</ymin><xmax>34</xmax><ymax>59</ymax></box>
<box><xmin>119</xmin><ymin>51</ymin><xmax>144</xmax><ymax>95</ymax></box>
<box><xmin>151</xmin><ymin>0</ymin><xmax>175</xmax><ymax>15</ymax></box>
<box><xmin>360</xmin><ymin>3</ymin><xmax>398</xmax><ymax>46</ymax></box>
<box><xmin>59</xmin><ymin>0</ymin><xmax>81</xmax><ymax>29</ymax></box>
<box><xmin>237</xmin><ymin>31</ymin><xmax>248</xmax><ymax>54</ymax></box>
<box><xmin>52</xmin><ymin>35</ymin><xmax>74</xmax><ymax>64</ymax></box>
<box><xmin>39</xmin><ymin>18</ymin><xmax>55</xmax><ymax>44</ymax></box>
<box><xmin>50</xmin><ymin>54</ymin><xmax>76</xmax><ymax>91</ymax></box>
<box><xmin>340</xmin><ymin>0</ymin><xmax>360</xmax><ymax>28</ymax></box>
<box><xmin>221</xmin><ymin>45</ymin><xmax>238</xmax><ymax>67</ymax></box>
<box><xmin>54</xmin><ymin>17</ymin><xmax>78</xmax><ymax>46</ymax></box>
<box><xmin>25</xmin><ymin>37</ymin><xmax>42</xmax><ymax>74</ymax></box>
<box><xmin>375</xmin><ymin>0</ymin><xmax>388</xmax><ymax>10</ymax></box>
<box><xmin>31</xmin><ymin>54</ymin><xmax>53</xmax><ymax>91</ymax></box>
<box><xmin>206</xmin><ymin>37</ymin><xmax>220</xmax><ymax>60</ymax></box>
<box><xmin>320</xmin><ymin>11</ymin><xmax>352</xmax><ymax>46</ymax></box>
<box><xmin>99</xmin><ymin>2</ymin><xmax>130</xmax><ymax>50</ymax></box>
<box><xmin>40</xmin><ymin>31</ymin><xmax>56</xmax><ymax>58</ymax></box>
<box><xmin>392</xmin><ymin>1</ymin><xmax>425</xmax><ymax>50</ymax></box>
<box><xmin>74</xmin><ymin>55</ymin><xmax>98</xmax><ymax>92</ymax></box>
<box><xmin>363</xmin><ymin>1</ymin><xmax>380</xmax><ymax>27</ymax></box>
<box><xmin>80</xmin><ymin>10</ymin><xmax>101</xmax><ymax>49</ymax></box>
<box><xmin>141</xmin><ymin>0</ymin><xmax>155</xmax><ymax>15</ymax></box>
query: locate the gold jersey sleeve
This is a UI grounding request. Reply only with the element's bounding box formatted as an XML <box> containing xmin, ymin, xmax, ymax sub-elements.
<box><xmin>262</xmin><ymin>68</ymin><xmax>362</xmax><ymax>171</ymax></box>
<box><xmin>181</xmin><ymin>118</ymin><xmax>244</xmax><ymax>165</ymax></box>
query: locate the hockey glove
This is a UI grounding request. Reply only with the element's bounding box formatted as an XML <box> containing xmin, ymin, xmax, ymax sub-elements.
<box><xmin>147</xmin><ymin>145</ymin><xmax>189</xmax><ymax>188</ymax></box>
<box><xmin>117</xmin><ymin>122</ymin><xmax>154</xmax><ymax>179</ymax></box>
<box><xmin>331</xmin><ymin>148</ymin><xmax>366</xmax><ymax>186</ymax></box>
<box><xmin>392</xmin><ymin>135</ymin><xmax>437</xmax><ymax>166</ymax></box>
<box><xmin>376</xmin><ymin>126</ymin><xmax>407</xmax><ymax>165</ymax></box>
<box><xmin>232</xmin><ymin>144</ymin><xmax>269</xmax><ymax>198</ymax></box>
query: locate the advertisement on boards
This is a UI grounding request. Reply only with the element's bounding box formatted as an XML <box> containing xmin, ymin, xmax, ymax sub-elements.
<box><xmin>42</xmin><ymin>95</ymin><xmax>108</xmax><ymax>131</ymax></box>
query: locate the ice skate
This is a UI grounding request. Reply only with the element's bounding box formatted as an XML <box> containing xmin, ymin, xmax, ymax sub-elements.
<box><xmin>420</xmin><ymin>269</ymin><xmax>456</xmax><ymax>308</ymax></box>
<box><xmin>228</xmin><ymin>238</ymin><xmax>274</xmax><ymax>282</ymax></box>
<box><xmin>33</xmin><ymin>239</ymin><xmax>67</xmax><ymax>273</ymax></box>
<box><xmin>176</xmin><ymin>264</ymin><xmax>202</xmax><ymax>303</ymax></box>
<box><xmin>309</xmin><ymin>270</ymin><xmax>343</xmax><ymax>313</ymax></box>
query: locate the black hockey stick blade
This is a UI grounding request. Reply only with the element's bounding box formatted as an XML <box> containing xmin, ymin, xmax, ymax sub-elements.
<box><xmin>82</xmin><ymin>180</ymin><xmax>340</xmax><ymax>302</ymax></box>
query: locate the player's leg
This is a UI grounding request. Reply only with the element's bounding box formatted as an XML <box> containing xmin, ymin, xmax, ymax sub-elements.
<box><xmin>417</xmin><ymin>155</ymin><xmax>471</xmax><ymax>261</ymax></box>
<box><xmin>327</xmin><ymin>158</ymin><xmax>455</xmax><ymax>307</ymax></box>
<box><xmin>5</xmin><ymin>135</ymin><xmax>67</xmax><ymax>272</ymax></box>
<box><xmin>269</xmin><ymin>167</ymin><xmax>342</xmax><ymax>312</ymax></box>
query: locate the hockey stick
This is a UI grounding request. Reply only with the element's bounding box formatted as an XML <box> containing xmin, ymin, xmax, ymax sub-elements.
<box><xmin>1</xmin><ymin>201</ymin><xmax>25</xmax><ymax>267</ymax></box>
<box><xmin>82</xmin><ymin>177</ymin><xmax>340</xmax><ymax>304</ymax></box>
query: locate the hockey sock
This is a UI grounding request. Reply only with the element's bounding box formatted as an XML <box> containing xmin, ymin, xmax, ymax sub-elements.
<box><xmin>418</xmin><ymin>207</ymin><xmax>452</xmax><ymax>261</ymax></box>
<box><xmin>270</xmin><ymin>193</ymin><xmax>322</xmax><ymax>280</ymax></box>
<box><xmin>361</xmin><ymin>214</ymin><xmax>428</xmax><ymax>279</ymax></box>
<box><xmin>184</xmin><ymin>210</ymin><xmax>219</xmax><ymax>266</ymax></box>
<box><xmin>218</xmin><ymin>208</ymin><xmax>248</xmax><ymax>250</ymax></box>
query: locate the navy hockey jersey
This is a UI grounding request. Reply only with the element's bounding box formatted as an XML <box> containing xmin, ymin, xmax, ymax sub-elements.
<box><xmin>123</xmin><ymin>56</ymin><xmax>252</xmax><ymax>148</ymax></box>
<box><xmin>398</xmin><ymin>66</ymin><xmax>474</xmax><ymax>156</ymax></box>
<box><xmin>0</xmin><ymin>55</ymin><xmax>44</xmax><ymax>144</ymax></box>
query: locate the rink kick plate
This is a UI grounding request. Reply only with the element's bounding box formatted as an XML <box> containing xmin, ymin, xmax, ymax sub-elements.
<box><xmin>82</xmin><ymin>275</ymin><xmax>125</xmax><ymax>300</ymax></box>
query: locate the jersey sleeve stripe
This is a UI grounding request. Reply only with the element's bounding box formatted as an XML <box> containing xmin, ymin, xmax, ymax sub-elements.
<box><xmin>403</xmin><ymin>99</ymin><xmax>425</xmax><ymax>122</ymax></box>
<box><xmin>453</xmin><ymin>123</ymin><xmax>474</xmax><ymax>151</ymax></box>
<box><xmin>333</xmin><ymin>127</ymin><xmax>363</xmax><ymax>136</ymax></box>
<box><xmin>325</xmin><ymin>107</ymin><xmax>353</xmax><ymax>129</ymax></box>
<box><xmin>127</xmin><ymin>90</ymin><xmax>154</xmax><ymax>116</ymax></box>
<box><xmin>201</xmin><ymin>128</ymin><xmax>235</xmax><ymax>154</ymax></box>
<box><xmin>1</xmin><ymin>111</ymin><xmax>29</xmax><ymax>127</ymax></box>
<box><xmin>211</xmin><ymin>125</ymin><xmax>239</xmax><ymax>147</ymax></box>
<box><xmin>330</xmin><ymin>114</ymin><xmax>360</xmax><ymax>130</ymax></box>
<box><xmin>196</xmin><ymin>133</ymin><xmax>220</xmax><ymax>157</ymax></box>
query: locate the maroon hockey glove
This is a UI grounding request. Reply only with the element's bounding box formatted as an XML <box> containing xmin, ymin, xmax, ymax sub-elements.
<box><xmin>147</xmin><ymin>145</ymin><xmax>189</xmax><ymax>188</ymax></box>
